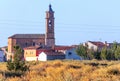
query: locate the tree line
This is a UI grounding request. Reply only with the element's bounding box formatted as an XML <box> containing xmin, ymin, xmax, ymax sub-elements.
<box><xmin>76</xmin><ymin>42</ymin><xmax>120</xmax><ymax>60</ymax></box>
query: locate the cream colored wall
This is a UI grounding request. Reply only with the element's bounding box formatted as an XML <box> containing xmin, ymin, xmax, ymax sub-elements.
<box><xmin>25</xmin><ymin>57</ymin><xmax>37</xmax><ymax>61</ymax></box>
<box><xmin>8</xmin><ymin>38</ymin><xmax>16</xmax><ymax>53</ymax></box>
<box><xmin>24</xmin><ymin>49</ymin><xmax>36</xmax><ymax>57</ymax></box>
<box><xmin>24</xmin><ymin>49</ymin><xmax>37</xmax><ymax>61</ymax></box>
<box><xmin>7</xmin><ymin>38</ymin><xmax>16</xmax><ymax>60</ymax></box>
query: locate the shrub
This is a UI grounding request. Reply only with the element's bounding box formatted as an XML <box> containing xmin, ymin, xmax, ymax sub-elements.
<box><xmin>6</xmin><ymin>45</ymin><xmax>29</xmax><ymax>77</ymax></box>
<box><xmin>108</xmin><ymin>68</ymin><xmax>120</xmax><ymax>75</ymax></box>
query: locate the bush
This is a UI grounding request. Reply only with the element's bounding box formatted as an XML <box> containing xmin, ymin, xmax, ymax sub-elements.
<box><xmin>107</xmin><ymin>68</ymin><xmax>120</xmax><ymax>75</ymax></box>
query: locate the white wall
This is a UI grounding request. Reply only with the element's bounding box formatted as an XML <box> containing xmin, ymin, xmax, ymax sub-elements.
<box><xmin>38</xmin><ymin>52</ymin><xmax>47</xmax><ymax>61</ymax></box>
<box><xmin>25</xmin><ymin>57</ymin><xmax>37</xmax><ymax>61</ymax></box>
<box><xmin>87</xmin><ymin>42</ymin><xmax>98</xmax><ymax>51</ymax></box>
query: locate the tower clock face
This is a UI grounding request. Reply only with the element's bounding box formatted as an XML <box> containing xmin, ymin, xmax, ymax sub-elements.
<box><xmin>48</xmin><ymin>19</ymin><xmax>52</xmax><ymax>28</ymax></box>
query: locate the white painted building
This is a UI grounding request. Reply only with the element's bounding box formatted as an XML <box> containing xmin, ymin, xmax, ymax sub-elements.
<box><xmin>38</xmin><ymin>52</ymin><xmax>47</xmax><ymax>61</ymax></box>
<box><xmin>38</xmin><ymin>52</ymin><xmax>65</xmax><ymax>61</ymax></box>
<box><xmin>83</xmin><ymin>41</ymin><xmax>108</xmax><ymax>51</ymax></box>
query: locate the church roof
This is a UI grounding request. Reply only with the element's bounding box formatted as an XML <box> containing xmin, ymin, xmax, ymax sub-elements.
<box><xmin>8</xmin><ymin>34</ymin><xmax>45</xmax><ymax>39</ymax></box>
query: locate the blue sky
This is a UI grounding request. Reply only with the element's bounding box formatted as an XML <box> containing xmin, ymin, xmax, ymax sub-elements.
<box><xmin>0</xmin><ymin>0</ymin><xmax>120</xmax><ymax>47</ymax></box>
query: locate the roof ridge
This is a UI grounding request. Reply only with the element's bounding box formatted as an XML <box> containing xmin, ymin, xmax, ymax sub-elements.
<box><xmin>8</xmin><ymin>34</ymin><xmax>45</xmax><ymax>39</ymax></box>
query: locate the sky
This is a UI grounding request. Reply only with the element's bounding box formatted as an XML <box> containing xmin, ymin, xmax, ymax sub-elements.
<box><xmin>0</xmin><ymin>0</ymin><xmax>120</xmax><ymax>47</ymax></box>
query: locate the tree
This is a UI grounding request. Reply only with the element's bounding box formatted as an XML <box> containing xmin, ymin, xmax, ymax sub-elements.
<box><xmin>76</xmin><ymin>44</ymin><xmax>87</xmax><ymax>59</ymax></box>
<box><xmin>7</xmin><ymin>45</ymin><xmax>29</xmax><ymax>72</ymax></box>
<box><xmin>106</xmin><ymin>49</ymin><xmax>114</xmax><ymax>60</ymax></box>
<box><xmin>87</xmin><ymin>49</ymin><xmax>95</xmax><ymax>60</ymax></box>
<box><xmin>114</xmin><ymin>45</ymin><xmax>120</xmax><ymax>60</ymax></box>
<box><xmin>100</xmin><ymin>47</ymin><xmax>107</xmax><ymax>60</ymax></box>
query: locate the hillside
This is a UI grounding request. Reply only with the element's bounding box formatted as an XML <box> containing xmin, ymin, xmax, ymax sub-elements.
<box><xmin>0</xmin><ymin>60</ymin><xmax>120</xmax><ymax>81</ymax></box>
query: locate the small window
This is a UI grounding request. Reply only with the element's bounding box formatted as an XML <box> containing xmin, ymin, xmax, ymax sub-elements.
<box><xmin>30</xmin><ymin>52</ymin><xmax>32</xmax><ymax>54</ymax></box>
<box><xmin>30</xmin><ymin>52</ymin><xmax>33</xmax><ymax>54</ymax></box>
<box><xmin>68</xmin><ymin>52</ymin><xmax>72</xmax><ymax>56</ymax></box>
<box><xmin>25</xmin><ymin>42</ymin><xmax>28</xmax><ymax>47</ymax></box>
<box><xmin>33</xmin><ymin>42</ymin><xmax>35</xmax><ymax>46</ymax></box>
<box><xmin>40</xmin><ymin>43</ymin><xmax>42</xmax><ymax>45</ymax></box>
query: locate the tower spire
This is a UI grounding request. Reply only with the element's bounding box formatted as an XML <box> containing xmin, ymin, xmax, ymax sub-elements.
<box><xmin>49</xmin><ymin>4</ymin><xmax>53</xmax><ymax>12</ymax></box>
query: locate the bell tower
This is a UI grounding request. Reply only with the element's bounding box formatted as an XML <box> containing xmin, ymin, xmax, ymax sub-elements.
<box><xmin>45</xmin><ymin>4</ymin><xmax>55</xmax><ymax>47</ymax></box>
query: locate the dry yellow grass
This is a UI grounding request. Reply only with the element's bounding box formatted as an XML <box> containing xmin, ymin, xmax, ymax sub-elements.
<box><xmin>1</xmin><ymin>60</ymin><xmax>120</xmax><ymax>81</ymax></box>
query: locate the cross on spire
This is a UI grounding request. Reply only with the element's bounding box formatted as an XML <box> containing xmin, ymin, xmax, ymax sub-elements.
<box><xmin>49</xmin><ymin>4</ymin><xmax>53</xmax><ymax>12</ymax></box>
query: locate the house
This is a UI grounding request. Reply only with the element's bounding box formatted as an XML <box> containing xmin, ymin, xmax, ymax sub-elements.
<box><xmin>0</xmin><ymin>50</ymin><xmax>5</xmax><ymax>62</ymax></box>
<box><xmin>84</xmin><ymin>41</ymin><xmax>109</xmax><ymax>51</ymax></box>
<box><xmin>24</xmin><ymin>46</ymin><xmax>52</xmax><ymax>61</ymax></box>
<box><xmin>65</xmin><ymin>48</ymin><xmax>81</xmax><ymax>60</ymax></box>
<box><xmin>1</xmin><ymin>46</ymin><xmax>7</xmax><ymax>61</ymax></box>
<box><xmin>38</xmin><ymin>52</ymin><xmax>65</xmax><ymax>61</ymax></box>
<box><xmin>54</xmin><ymin>46</ymin><xmax>81</xmax><ymax>60</ymax></box>
<box><xmin>24</xmin><ymin>45</ymin><xmax>81</xmax><ymax>61</ymax></box>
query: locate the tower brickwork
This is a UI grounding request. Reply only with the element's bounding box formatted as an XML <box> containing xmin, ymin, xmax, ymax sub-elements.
<box><xmin>45</xmin><ymin>4</ymin><xmax>55</xmax><ymax>47</ymax></box>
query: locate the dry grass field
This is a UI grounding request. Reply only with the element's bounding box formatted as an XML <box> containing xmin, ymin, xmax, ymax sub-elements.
<box><xmin>0</xmin><ymin>60</ymin><xmax>120</xmax><ymax>81</ymax></box>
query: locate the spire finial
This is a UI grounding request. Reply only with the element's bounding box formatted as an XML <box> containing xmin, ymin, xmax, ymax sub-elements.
<box><xmin>49</xmin><ymin>4</ymin><xmax>53</xmax><ymax>12</ymax></box>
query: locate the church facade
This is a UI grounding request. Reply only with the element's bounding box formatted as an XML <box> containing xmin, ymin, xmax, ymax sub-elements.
<box><xmin>7</xmin><ymin>5</ymin><xmax>55</xmax><ymax>60</ymax></box>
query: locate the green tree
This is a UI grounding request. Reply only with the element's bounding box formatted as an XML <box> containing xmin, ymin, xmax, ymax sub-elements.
<box><xmin>7</xmin><ymin>45</ymin><xmax>29</xmax><ymax>72</ymax></box>
<box><xmin>76</xmin><ymin>44</ymin><xmax>87</xmax><ymax>59</ymax></box>
<box><xmin>100</xmin><ymin>47</ymin><xmax>107</xmax><ymax>60</ymax></box>
<box><xmin>106</xmin><ymin>49</ymin><xmax>114</xmax><ymax>60</ymax></box>
<box><xmin>110</xmin><ymin>41</ymin><xmax>119</xmax><ymax>60</ymax></box>
<box><xmin>87</xmin><ymin>49</ymin><xmax>95</xmax><ymax>60</ymax></box>
<box><xmin>114</xmin><ymin>45</ymin><xmax>120</xmax><ymax>60</ymax></box>
<box><xmin>94</xmin><ymin>50</ymin><xmax>101</xmax><ymax>60</ymax></box>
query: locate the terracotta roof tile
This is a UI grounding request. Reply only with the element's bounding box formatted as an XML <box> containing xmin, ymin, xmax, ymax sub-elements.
<box><xmin>54</xmin><ymin>46</ymin><xmax>74</xmax><ymax>50</ymax></box>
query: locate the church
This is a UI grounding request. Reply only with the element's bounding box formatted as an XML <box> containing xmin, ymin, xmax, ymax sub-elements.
<box><xmin>7</xmin><ymin>4</ymin><xmax>55</xmax><ymax>60</ymax></box>
<box><xmin>7</xmin><ymin>5</ymin><xmax>80</xmax><ymax>61</ymax></box>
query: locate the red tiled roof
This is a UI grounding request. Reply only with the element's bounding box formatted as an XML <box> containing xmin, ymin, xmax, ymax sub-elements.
<box><xmin>89</xmin><ymin>41</ymin><xmax>106</xmax><ymax>47</ymax></box>
<box><xmin>54</xmin><ymin>45</ymin><xmax>74</xmax><ymax>50</ymax></box>
<box><xmin>37</xmin><ymin>49</ymin><xmax>53</xmax><ymax>56</ymax></box>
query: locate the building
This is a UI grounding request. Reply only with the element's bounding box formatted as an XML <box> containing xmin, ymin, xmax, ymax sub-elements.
<box><xmin>38</xmin><ymin>52</ymin><xmax>65</xmax><ymax>61</ymax></box>
<box><xmin>84</xmin><ymin>41</ymin><xmax>109</xmax><ymax>51</ymax></box>
<box><xmin>65</xmin><ymin>48</ymin><xmax>81</xmax><ymax>60</ymax></box>
<box><xmin>54</xmin><ymin>46</ymin><xmax>81</xmax><ymax>60</ymax></box>
<box><xmin>24</xmin><ymin>46</ymin><xmax>53</xmax><ymax>61</ymax></box>
<box><xmin>0</xmin><ymin>50</ymin><xmax>6</xmax><ymax>62</ymax></box>
<box><xmin>7</xmin><ymin>4</ymin><xmax>55</xmax><ymax>60</ymax></box>
<box><xmin>24</xmin><ymin>46</ymin><xmax>66</xmax><ymax>61</ymax></box>
<box><xmin>24</xmin><ymin>45</ymin><xmax>81</xmax><ymax>61</ymax></box>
